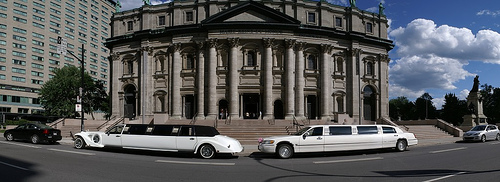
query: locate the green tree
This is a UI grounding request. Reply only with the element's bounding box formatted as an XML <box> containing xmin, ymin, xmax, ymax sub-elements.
<box><xmin>389</xmin><ymin>96</ymin><xmax>416</xmax><ymax>121</ymax></box>
<box><xmin>415</xmin><ymin>93</ymin><xmax>437</xmax><ymax>120</ymax></box>
<box><xmin>440</xmin><ymin>93</ymin><xmax>468</xmax><ymax>126</ymax></box>
<box><xmin>39</xmin><ymin>66</ymin><xmax>109</xmax><ymax>119</ymax></box>
<box><xmin>480</xmin><ymin>84</ymin><xmax>500</xmax><ymax>123</ymax></box>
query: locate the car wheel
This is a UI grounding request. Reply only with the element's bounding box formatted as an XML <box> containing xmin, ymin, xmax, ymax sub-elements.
<box><xmin>5</xmin><ymin>133</ymin><xmax>14</xmax><ymax>141</ymax></box>
<box><xmin>496</xmin><ymin>134</ymin><xmax>500</xmax><ymax>141</ymax></box>
<box><xmin>396</xmin><ymin>140</ymin><xmax>407</xmax><ymax>152</ymax></box>
<box><xmin>74</xmin><ymin>137</ymin><xmax>86</xmax><ymax>149</ymax></box>
<box><xmin>31</xmin><ymin>135</ymin><xmax>39</xmax><ymax>144</ymax></box>
<box><xmin>199</xmin><ymin>144</ymin><xmax>216</xmax><ymax>159</ymax></box>
<box><xmin>276</xmin><ymin>144</ymin><xmax>294</xmax><ymax>159</ymax></box>
<box><xmin>481</xmin><ymin>135</ymin><xmax>486</xmax><ymax>143</ymax></box>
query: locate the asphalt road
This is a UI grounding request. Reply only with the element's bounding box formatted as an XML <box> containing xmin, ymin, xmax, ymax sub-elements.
<box><xmin>1</xmin><ymin>139</ymin><xmax>499</xmax><ymax>182</ymax></box>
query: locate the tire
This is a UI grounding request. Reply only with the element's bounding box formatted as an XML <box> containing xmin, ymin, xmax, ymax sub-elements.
<box><xmin>74</xmin><ymin>137</ymin><xmax>86</xmax><ymax>149</ymax></box>
<box><xmin>276</xmin><ymin>144</ymin><xmax>294</xmax><ymax>159</ymax></box>
<box><xmin>481</xmin><ymin>135</ymin><xmax>486</xmax><ymax>143</ymax></box>
<box><xmin>496</xmin><ymin>134</ymin><xmax>500</xmax><ymax>141</ymax></box>
<box><xmin>5</xmin><ymin>133</ymin><xmax>14</xmax><ymax>141</ymax></box>
<box><xmin>31</xmin><ymin>135</ymin><xmax>39</xmax><ymax>144</ymax></box>
<box><xmin>395</xmin><ymin>140</ymin><xmax>407</xmax><ymax>152</ymax></box>
<box><xmin>198</xmin><ymin>144</ymin><xmax>216</xmax><ymax>159</ymax></box>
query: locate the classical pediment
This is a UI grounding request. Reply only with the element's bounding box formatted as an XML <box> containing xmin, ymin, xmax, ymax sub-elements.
<box><xmin>202</xmin><ymin>1</ymin><xmax>300</xmax><ymax>25</ymax></box>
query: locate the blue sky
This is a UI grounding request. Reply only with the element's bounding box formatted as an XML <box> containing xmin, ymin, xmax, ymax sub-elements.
<box><xmin>118</xmin><ymin>0</ymin><xmax>500</xmax><ymax>108</ymax></box>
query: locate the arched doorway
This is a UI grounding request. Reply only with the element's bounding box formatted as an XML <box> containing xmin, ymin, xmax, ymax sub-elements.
<box><xmin>363</xmin><ymin>86</ymin><xmax>377</xmax><ymax>121</ymax></box>
<box><xmin>218</xmin><ymin>100</ymin><xmax>228</xmax><ymax>119</ymax></box>
<box><xmin>243</xmin><ymin>94</ymin><xmax>260</xmax><ymax>119</ymax></box>
<box><xmin>124</xmin><ymin>85</ymin><xmax>137</xmax><ymax>119</ymax></box>
<box><xmin>274</xmin><ymin>100</ymin><xmax>284</xmax><ymax>119</ymax></box>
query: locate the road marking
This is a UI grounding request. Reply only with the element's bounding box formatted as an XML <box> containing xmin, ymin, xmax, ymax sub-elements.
<box><xmin>0</xmin><ymin>161</ymin><xmax>29</xmax><ymax>171</ymax></box>
<box><xmin>48</xmin><ymin>148</ymin><xmax>96</xmax><ymax>156</ymax></box>
<box><xmin>155</xmin><ymin>160</ymin><xmax>235</xmax><ymax>166</ymax></box>
<box><xmin>313</xmin><ymin>157</ymin><xmax>383</xmax><ymax>164</ymax></box>
<box><xmin>0</xmin><ymin>141</ymin><xmax>42</xmax><ymax>149</ymax></box>
<box><xmin>422</xmin><ymin>171</ymin><xmax>466</xmax><ymax>182</ymax></box>
<box><xmin>429</xmin><ymin>147</ymin><xmax>466</xmax><ymax>154</ymax></box>
<box><xmin>490</xmin><ymin>142</ymin><xmax>500</xmax><ymax>145</ymax></box>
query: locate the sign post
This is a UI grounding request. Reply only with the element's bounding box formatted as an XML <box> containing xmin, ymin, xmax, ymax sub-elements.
<box><xmin>57</xmin><ymin>36</ymin><xmax>85</xmax><ymax>131</ymax></box>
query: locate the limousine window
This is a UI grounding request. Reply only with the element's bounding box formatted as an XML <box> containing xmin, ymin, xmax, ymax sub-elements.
<box><xmin>329</xmin><ymin>126</ymin><xmax>352</xmax><ymax>135</ymax></box>
<box><xmin>357</xmin><ymin>126</ymin><xmax>378</xmax><ymax>134</ymax></box>
<box><xmin>179</xmin><ymin>126</ymin><xmax>194</xmax><ymax>136</ymax></box>
<box><xmin>306</xmin><ymin>127</ymin><xmax>323</xmax><ymax>136</ymax></box>
<box><xmin>293</xmin><ymin>127</ymin><xmax>312</xmax><ymax>135</ymax></box>
<box><xmin>127</xmin><ymin>125</ymin><xmax>148</xmax><ymax>135</ymax></box>
<box><xmin>107</xmin><ymin>125</ymin><xmax>124</xmax><ymax>134</ymax></box>
<box><xmin>195</xmin><ymin>126</ymin><xmax>220</xmax><ymax>136</ymax></box>
<box><xmin>151</xmin><ymin>125</ymin><xmax>173</xmax><ymax>136</ymax></box>
<box><xmin>382</xmin><ymin>126</ymin><xmax>396</xmax><ymax>134</ymax></box>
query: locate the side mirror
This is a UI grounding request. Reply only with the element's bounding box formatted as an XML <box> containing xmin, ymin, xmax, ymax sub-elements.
<box><xmin>302</xmin><ymin>134</ymin><xmax>307</xmax><ymax>140</ymax></box>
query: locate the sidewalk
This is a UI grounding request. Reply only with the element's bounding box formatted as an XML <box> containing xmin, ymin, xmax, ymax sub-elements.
<box><xmin>59</xmin><ymin>137</ymin><xmax>462</xmax><ymax>156</ymax></box>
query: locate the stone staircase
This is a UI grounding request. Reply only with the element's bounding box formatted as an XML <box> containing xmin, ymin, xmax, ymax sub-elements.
<box><xmin>404</xmin><ymin>125</ymin><xmax>455</xmax><ymax>139</ymax></box>
<box><xmin>216</xmin><ymin>122</ymin><xmax>290</xmax><ymax>145</ymax></box>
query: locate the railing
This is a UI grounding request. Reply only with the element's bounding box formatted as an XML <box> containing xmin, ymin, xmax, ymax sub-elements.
<box><xmin>101</xmin><ymin>117</ymin><xmax>124</xmax><ymax>132</ymax></box>
<box><xmin>292</xmin><ymin>116</ymin><xmax>304</xmax><ymax>133</ymax></box>
<box><xmin>96</xmin><ymin>115</ymin><xmax>117</xmax><ymax>130</ymax></box>
<box><xmin>49</xmin><ymin>118</ymin><xmax>65</xmax><ymax>129</ymax></box>
<box><xmin>189</xmin><ymin>113</ymin><xmax>198</xmax><ymax>125</ymax></box>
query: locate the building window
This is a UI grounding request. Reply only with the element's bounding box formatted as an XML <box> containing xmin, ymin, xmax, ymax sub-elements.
<box><xmin>307</xmin><ymin>55</ymin><xmax>317</xmax><ymax>70</ymax></box>
<box><xmin>185</xmin><ymin>54</ymin><xmax>194</xmax><ymax>69</ymax></box>
<box><xmin>159</xmin><ymin>16</ymin><xmax>165</xmax><ymax>26</ymax></box>
<box><xmin>127</xmin><ymin>21</ymin><xmax>133</xmax><ymax>31</ymax></box>
<box><xmin>366</xmin><ymin>22</ymin><xmax>373</xmax><ymax>33</ymax></box>
<box><xmin>337</xmin><ymin>97</ymin><xmax>344</xmax><ymax>113</ymax></box>
<box><xmin>247</xmin><ymin>51</ymin><xmax>256</xmax><ymax>66</ymax></box>
<box><xmin>366</xmin><ymin>62</ymin><xmax>374</xmax><ymax>75</ymax></box>
<box><xmin>307</xmin><ymin>12</ymin><xmax>316</xmax><ymax>24</ymax></box>
<box><xmin>125</xmin><ymin>60</ymin><xmax>133</xmax><ymax>74</ymax></box>
<box><xmin>335</xmin><ymin>17</ymin><xmax>342</xmax><ymax>27</ymax></box>
<box><xmin>185</xmin><ymin>11</ymin><xmax>193</xmax><ymax>22</ymax></box>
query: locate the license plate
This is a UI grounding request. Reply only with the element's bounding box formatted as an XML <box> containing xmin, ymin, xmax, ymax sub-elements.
<box><xmin>53</xmin><ymin>132</ymin><xmax>57</xmax><ymax>135</ymax></box>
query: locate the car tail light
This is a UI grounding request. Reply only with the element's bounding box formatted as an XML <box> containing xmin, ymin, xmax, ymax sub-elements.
<box><xmin>43</xmin><ymin>129</ymin><xmax>49</xmax><ymax>134</ymax></box>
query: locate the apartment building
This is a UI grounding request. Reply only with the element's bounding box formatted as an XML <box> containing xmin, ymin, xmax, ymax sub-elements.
<box><xmin>0</xmin><ymin>0</ymin><xmax>116</xmax><ymax>121</ymax></box>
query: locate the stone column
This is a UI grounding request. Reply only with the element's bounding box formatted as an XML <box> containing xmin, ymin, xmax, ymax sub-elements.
<box><xmin>263</xmin><ymin>38</ymin><xmax>274</xmax><ymax>120</ymax></box>
<box><xmin>171</xmin><ymin>43</ymin><xmax>182</xmax><ymax>119</ymax></box>
<box><xmin>207</xmin><ymin>39</ymin><xmax>218</xmax><ymax>119</ymax></box>
<box><xmin>285</xmin><ymin>39</ymin><xmax>296</xmax><ymax>120</ymax></box>
<box><xmin>228</xmin><ymin>38</ymin><xmax>239</xmax><ymax>119</ymax></box>
<box><xmin>110</xmin><ymin>52</ymin><xmax>121</xmax><ymax>117</ymax></box>
<box><xmin>295</xmin><ymin>42</ymin><xmax>306</xmax><ymax>119</ymax></box>
<box><xmin>196</xmin><ymin>41</ymin><xmax>205</xmax><ymax>119</ymax></box>
<box><xmin>321</xmin><ymin>44</ymin><xmax>333</xmax><ymax>120</ymax></box>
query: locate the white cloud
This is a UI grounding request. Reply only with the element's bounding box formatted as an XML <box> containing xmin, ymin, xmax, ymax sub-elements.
<box><xmin>389</xmin><ymin>19</ymin><xmax>500</xmax><ymax>64</ymax></box>
<box><xmin>390</xmin><ymin>55</ymin><xmax>474</xmax><ymax>91</ymax></box>
<box><xmin>459</xmin><ymin>89</ymin><xmax>469</xmax><ymax>100</ymax></box>
<box><xmin>477</xmin><ymin>10</ymin><xmax>500</xmax><ymax>17</ymax></box>
<box><xmin>389</xmin><ymin>84</ymin><xmax>425</xmax><ymax>99</ymax></box>
<box><xmin>432</xmin><ymin>97</ymin><xmax>444</xmax><ymax>109</ymax></box>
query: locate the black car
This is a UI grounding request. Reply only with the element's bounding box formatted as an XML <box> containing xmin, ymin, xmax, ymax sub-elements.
<box><xmin>4</xmin><ymin>123</ymin><xmax>62</xmax><ymax>144</ymax></box>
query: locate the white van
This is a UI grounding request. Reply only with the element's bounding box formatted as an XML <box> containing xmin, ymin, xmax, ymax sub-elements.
<box><xmin>258</xmin><ymin>125</ymin><xmax>418</xmax><ymax>159</ymax></box>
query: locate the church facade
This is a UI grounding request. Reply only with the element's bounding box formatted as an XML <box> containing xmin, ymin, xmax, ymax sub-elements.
<box><xmin>106</xmin><ymin>0</ymin><xmax>393</xmax><ymax>123</ymax></box>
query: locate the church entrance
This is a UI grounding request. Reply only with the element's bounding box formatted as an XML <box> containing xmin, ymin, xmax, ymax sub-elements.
<box><xmin>306</xmin><ymin>95</ymin><xmax>318</xmax><ymax>119</ymax></box>
<box><xmin>218</xmin><ymin>100</ymin><xmax>228</xmax><ymax>119</ymax></box>
<box><xmin>363</xmin><ymin>86</ymin><xmax>376</xmax><ymax>121</ymax></box>
<box><xmin>124</xmin><ymin>85</ymin><xmax>136</xmax><ymax>119</ymax></box>
<box><xmin>274</xmin><ymin>100</ymin><xmax>284</xmax><ymax>119</ymax></box>
<box><xmin>243</xmin><ymin>94</ymin><xmax>260</xmax><ymax>119</ymax></box>
<box><xmin>184</xmin><ymin>95</ymin><xmax>194</xmax><ymax>119</ymax></box>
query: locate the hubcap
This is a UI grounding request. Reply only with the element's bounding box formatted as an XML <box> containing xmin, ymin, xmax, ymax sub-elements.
<box><xmin>279</xmin><ymin>146</ymin><xmax>291</xmax><ymax>158</ymax></box>
<box><xmin>201</xmin><ymin>146</ymin><xmax>213</xmax><ymax>158</ymax></box>
<box><xmin>7</xmin><ymin>133</ymin><xmax>13</xmax><ymax>140</ymax></box>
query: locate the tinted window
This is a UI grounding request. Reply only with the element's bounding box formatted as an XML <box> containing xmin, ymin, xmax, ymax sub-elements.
<box><xmin>305</xmin><ymin>127</ymin><xmax>323</xmax><ymax>136</ymax></box>
<box><xmin>152</xmin><ymin>125</ymin><xmax>173</xmax><ymax>136</ymax></box>
<box><xmin>382</xmin><ymin>127</ymin><xmax>396</xmax><ymax>134</ymax></box>
<box><xmin>127</xmin><ymin>125</ymin><xmax>147</xmax><ymax>135</ymax></box>
<box><xmin>179</xmin><ymin>126</ymin><xmax>193</xmax><ymax>136</ymax></box>
<box><xmin>329</xmin><ymin>126</ymin><xmax>352</xmax><ymax>135</ymax></box>
<box><xmin>357</xmin><ymin>126</ymin><xmax>378</xmax><ymax>134</ymax></box>
<box><xmin>107</xmin><ymin>125</ymin><xmax>124</xmax><ymax>134</ymax></box>
<box><xmin>195</xmin><ymin>126</ymin><xmax>219</xmax><ymax>136</ymax></box>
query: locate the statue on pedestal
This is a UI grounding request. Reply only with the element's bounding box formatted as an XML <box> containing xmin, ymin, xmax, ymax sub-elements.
<box><xmin>461</xmin><ymin>75</ymin><xmax>488</xmax><ymax>129</ymax></box>
<box><xmin>350</xmin><ymin>0</ymin><xmax>356</xmax><ymax>8</ymax></box>
<box><xmin>471</xmin><ymin>75</ymin><xmax>479</xmax><ymax>93</ymax></box>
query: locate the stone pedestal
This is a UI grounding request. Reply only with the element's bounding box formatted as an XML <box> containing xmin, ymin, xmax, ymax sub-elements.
<box><xmin>461</xmin><ymin>92</ymin><xmax>487</xmax><ymax>127</ymax></box>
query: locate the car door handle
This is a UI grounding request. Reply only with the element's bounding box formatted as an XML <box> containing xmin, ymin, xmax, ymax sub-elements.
<box><xmin>190</xmin><ymin>138</ymin><xmax>195</xmax><ymax>140</ymax></box>
<box><xmin>116</xmin><ymin>135</ymin><xmax>121</xmax><ymax>137</ymax></box>
<box><xmin>317</xmin><ymin>137</ymin><xmax>323</xmax><ymax>140</ymax></box>
<box><xmin>394</xmin><ymin>135</ymin><xmax>398</xmax><ymax>137</ymax></box>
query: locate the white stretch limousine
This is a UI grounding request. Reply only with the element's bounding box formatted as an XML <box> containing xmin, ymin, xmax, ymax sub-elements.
<box><xmin>74</xmin><ymin>124</ymin><xmax>243</xmax><ymax>158</ymax></box>
<box><xmin>258</xmin><ymin>125</ymin><xmax>418</xmax><ymax>159</ymax></box>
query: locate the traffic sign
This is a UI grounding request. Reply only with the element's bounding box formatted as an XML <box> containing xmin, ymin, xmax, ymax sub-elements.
<box><xmin>57</xmin><ymin>36</ymin><xmax>67</xmax><ymax>55</ymax></box>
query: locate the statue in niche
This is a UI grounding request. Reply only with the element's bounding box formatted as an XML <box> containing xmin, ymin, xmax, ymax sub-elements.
<box><xmin>143</xmin><ymin>0</ymin><xmax>151</xmax><ymax>5</ymax></box>
<box><xmin>471</xmin><ymin>75</ymin><xmax>480</xmax><ymax>93</ymax></box>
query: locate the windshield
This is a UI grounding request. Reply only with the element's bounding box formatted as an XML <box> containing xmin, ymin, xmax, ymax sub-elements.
<box><xmin>292</xmin><ymin>127</ymin><xmax>311</xmax><ymax>136</ymax></box>
<box><xmin>471</xmin><ymin>125</ymin><xmax>486</xmax><ymax>131</ymax></box>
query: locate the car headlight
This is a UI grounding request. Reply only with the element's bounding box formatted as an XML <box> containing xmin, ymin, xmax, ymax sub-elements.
<box><xmin>261</xmin><ymin>140</ymin><xmax>275</xmax><ymax>144</ymax></box>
